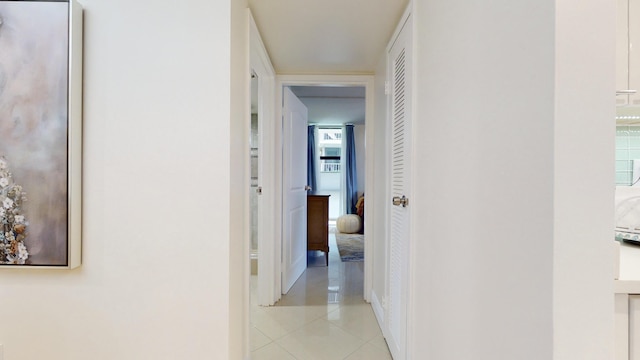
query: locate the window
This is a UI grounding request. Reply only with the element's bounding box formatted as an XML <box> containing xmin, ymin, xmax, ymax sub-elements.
<box><xmin>318</xmin><ymin>128</ymin><xmax>342</xmax><ymax>172</ymax></box>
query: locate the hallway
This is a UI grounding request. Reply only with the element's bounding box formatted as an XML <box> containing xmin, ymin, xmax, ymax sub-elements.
<box><xmin>250</xmin><ymin>229</ymin><xmax>391</xmax><ymax>359</ymax></box>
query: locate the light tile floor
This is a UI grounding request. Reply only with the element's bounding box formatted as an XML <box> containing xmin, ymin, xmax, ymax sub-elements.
<box><xmin>250</xmin><ymin>230</ymin><xmax>392</xmax><ymax>360</ymax></box>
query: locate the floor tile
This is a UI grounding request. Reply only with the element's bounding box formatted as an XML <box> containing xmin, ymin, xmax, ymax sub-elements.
<box><xmin>325</xmin><ymin>303</ymin><xmax>383</xmax><ymax>341</ymax></box>
<box><xmin>275</xmin><ymin>318</ymin><xmax>366</xmax><ymax>360</ymax></box>
<box><xmin>343</xmin><ymin>342</ymin><xmax>393</xmax><ymax>360</ymax></box>
<box><xmin>250</xmin><ymin>225</ymin><xmax>392</xmax><ymax>359</ymax></box>
<box><xmin>368</xmin><ymin>334</ymin><xmax>390</xmax><ymax>351</ymax></box>
<box><xmin>251</xmin><ymin>342</ymin><xmax>297</xmax><ymax>360</ymax></box>
<box><xmin>252</xmin><ymin>304</ymin><xmax>327</xmax><ymax>340</ymax></box>
<box><xmin>250</xmin><ymin>326</ymin><xmax>272</xmax><ymax>351</ymax></box>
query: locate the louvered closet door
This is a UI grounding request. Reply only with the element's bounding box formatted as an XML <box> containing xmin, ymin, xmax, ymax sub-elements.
<box><xmin>387</xmin><ymin>12</ymin><xmax>412</xmax><ymax>360</ymax></box>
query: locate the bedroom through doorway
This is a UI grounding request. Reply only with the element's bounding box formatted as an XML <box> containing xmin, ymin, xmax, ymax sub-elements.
<box><xmin>288</xmin><ymin>85</ymin><xmax>366</xmax><ymax>268</ymax></box>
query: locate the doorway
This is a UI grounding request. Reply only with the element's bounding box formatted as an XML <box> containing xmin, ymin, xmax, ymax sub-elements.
<box><xmin>249</xmin><ymin>78</ymin><xmax>383</xmax><ymax>358</ymax></box>
<box><xmin>271</xmin><ymin>75</ymin><xmax>376</xmax><ymax>304</ymax></box>
<box><xmin>282</xmin><ymin>85</ymin><xmax>366</xmax><ymax>295</ymax></box>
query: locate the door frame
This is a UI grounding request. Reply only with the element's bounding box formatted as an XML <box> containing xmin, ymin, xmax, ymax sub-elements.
<box><xmin>273</xmin><ymin>74</ymin><xmax>375</xmax><ymax>302</ymax></box>
<box><xmin>249</xmin><ymin>11</ymin><xmax>278</xmax><ymax>306</ymax></box>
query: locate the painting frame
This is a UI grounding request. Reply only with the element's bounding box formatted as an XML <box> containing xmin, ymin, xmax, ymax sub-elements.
<box><xmin>0</xmin><ymin>0</ymin><xmax>83</xmax><ymax>269</ymax></box>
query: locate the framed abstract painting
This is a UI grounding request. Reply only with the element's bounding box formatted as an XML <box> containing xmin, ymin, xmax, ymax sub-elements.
<box><xmin>0</xmin><ymin>0</ymin><xmax>82</xmax><ymax>268</ymax></box>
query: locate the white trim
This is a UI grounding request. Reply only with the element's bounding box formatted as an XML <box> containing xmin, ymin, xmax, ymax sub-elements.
<box><xmin>249</xmin><ymin>10</ymin><xmax>278</xmax><ymax>307</ymax></box>
<box><xmin>406</xmin><ymin>3</ymin><xmax>416</xmax><ymax>359</ymax></box>
<box><xmin>631</xmin><ymin>295</ymin><xmax>640</xmax><ymax>359</ymax></box>
<box><xmin>68</xmin><ymin>0</ymin><xmax>83</xmax><ymax>269</ymax></box>
<box><xmin>615</xmin><ymin>293</ymin><xmax>629</xmax><ymax>360</ymax></box>
<box><xmin>275</xmin><ymin>75</ymin><xmax>375</xmax><ymax>302</ymax></box>
<box><xmin>371</xmin><ymin>290</ymin><xmax>386</xmax><ymax>336</ymax></box>
<box><xmin>241</xmin><ymin>10</ymin><xmax>252</xmax><ymax>360</ymax></box>
<box><xmin>386</xmin><ymin>2</ymin><xmax>413</xmax><ymax>54</ymax></box>
<box><xmin>383</xmin><ymin>42</ymin><xmax>393</xmax><ymax>350</ymax></box>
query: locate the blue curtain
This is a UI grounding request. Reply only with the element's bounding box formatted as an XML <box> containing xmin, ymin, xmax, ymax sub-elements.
<box><xmin>345</xmin><ymin>124</ymin><xmax>358</xmax><ymax>214</ymax></box>
<box><xmin>307</xmin><ymin>125</ymin><xmax>317</xmax><ymax>193</ymax></box>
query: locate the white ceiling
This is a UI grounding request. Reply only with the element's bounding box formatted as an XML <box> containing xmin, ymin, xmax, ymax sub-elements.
<box><xmin>290</xmin><ymin>86</ymin><xmax>366</xmax><ymax>125</ymax></box>
<box><xmin>248</xmin><ymin>0</ymin><xmax>409</xmax><ymax>74</ymax></box>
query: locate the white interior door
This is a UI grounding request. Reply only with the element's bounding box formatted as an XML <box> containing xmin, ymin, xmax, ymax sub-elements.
<box><xmin>282</xmin><ymin>87</ymin><xmax>309</xmax><ymax>294</ymax></box>
<box><xmin>386</xmin><ymin>12</ymin><xmax>412</xmax><ymax>360</ymax></box>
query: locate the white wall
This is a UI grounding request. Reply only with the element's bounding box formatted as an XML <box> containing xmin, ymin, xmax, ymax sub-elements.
<box><xmin>230</xmin><ymin>0</ymin><xmax>250</xmax><ymax>357</ymax></box>
<box><xmin>0</xmin><ymin>0</ymin><xmax>238</xmax><ymax>359</ymax></box>
<box><xmin>410</xmin><ymin>0</ymin><xmax>614</xmax><ymax>359</ymax></box>
<box><xmin>553</xmin><ymin>0</ymin><xmax>615</xmax><ymax>358</ymax></box>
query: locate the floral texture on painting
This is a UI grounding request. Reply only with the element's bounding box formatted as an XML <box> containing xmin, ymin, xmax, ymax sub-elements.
<box><xmin>0</xmin><ymin>157</ymin><xmax>28</xmax><ymax>264</ymax></box>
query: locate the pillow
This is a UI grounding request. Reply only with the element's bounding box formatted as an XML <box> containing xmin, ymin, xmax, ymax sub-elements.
<box><xmin>356</xmin><ymin>196</ymin><xmax>364</xmax><ymax>218</ymax></box>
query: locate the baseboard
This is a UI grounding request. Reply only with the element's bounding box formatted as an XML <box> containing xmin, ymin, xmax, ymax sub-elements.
<box><xmin>371</xmin><ymin>290</ymin><xmax>386</xmax><ymax>331</ymax></box>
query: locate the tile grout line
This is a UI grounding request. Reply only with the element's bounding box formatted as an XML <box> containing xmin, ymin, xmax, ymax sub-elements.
<box><xmin>340</xmin><ymin>342</ymin><xmax>368</xmax><ymax>360</ymax></box>
<box><xmin>251</xmin><ymin>226</ymin><xmax>382</xmax><ymax>359</ymax></box>
<box><xmin>249</xmin><ymin>326</ymin><xmax>274</xmax><ymax>353</ymax></box>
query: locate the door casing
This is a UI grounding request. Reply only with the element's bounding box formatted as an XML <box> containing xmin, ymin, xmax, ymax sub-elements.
<box><xmin>249</xmin><ymin>10</ymin><xmax>278</xmax><ymax>307</ymax></box>
<box><xmin>272</xmin><ymin>75</ymin><xmax>376</xmax><ymax>302</ymax></box>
